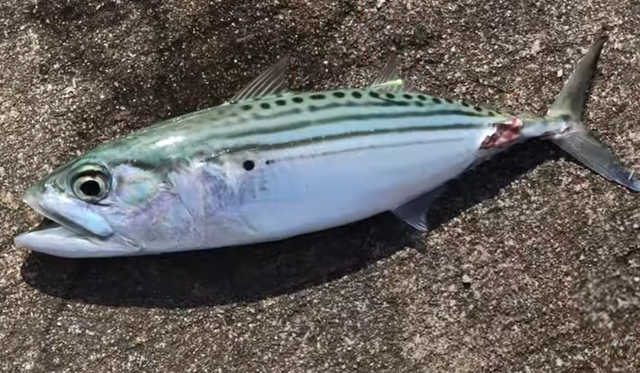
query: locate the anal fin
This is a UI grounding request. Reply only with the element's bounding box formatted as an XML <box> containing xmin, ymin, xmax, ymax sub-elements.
<box><xmin>391</xmin><ymin>185</ymin><xmax>448</xmax><ymax>232</ymax></box>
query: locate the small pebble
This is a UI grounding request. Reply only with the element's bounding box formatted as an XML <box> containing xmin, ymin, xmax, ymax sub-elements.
<box><xmin>462</xmin><ymin>274</ymin><xmax>472</xmax><ymax>284</ymax></box>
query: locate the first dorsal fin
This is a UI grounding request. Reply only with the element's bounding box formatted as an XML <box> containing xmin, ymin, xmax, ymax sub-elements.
<box><xmin>370</xmin><ymin>56</ymin><xmax>406</xmax><ymax>93</ymax></box>
<box><xmin>229</xmin><ymin>56</ymin><xmax>289</xmax><ymax>103</ymax></box>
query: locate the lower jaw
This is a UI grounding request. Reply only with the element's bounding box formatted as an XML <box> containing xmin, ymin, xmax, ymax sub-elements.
<box><xmin>14</xmin><ymin>225</ymin><xmax>139</xmax><ymax>259</ymax></box>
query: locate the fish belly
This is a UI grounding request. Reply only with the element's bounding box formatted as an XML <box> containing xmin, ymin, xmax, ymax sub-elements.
<box><xmin>225</xmin><ymin>127</ymin><xmax>491</xmax><ymax>244</ymax></box>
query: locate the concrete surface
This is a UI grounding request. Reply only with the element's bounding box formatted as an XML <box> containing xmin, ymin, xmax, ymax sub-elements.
<box><xmin>1</xmin><ymin>0</ymin><xmax>639</xmax><ymax>372</ymax></box>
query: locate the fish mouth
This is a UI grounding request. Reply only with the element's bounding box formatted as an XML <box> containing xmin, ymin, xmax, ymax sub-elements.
<box><xmin>14</xmin><ymin>185</ymin><xmax>138</xmax><ymax>258</ymax></box>
<box><xmin>22</xmin><ymin>185</ymin><xmax>111</xmax><ymax>238</ymax></box>
<box><xmin>33</xmin><ymin>206</ymin><xmax>96</xmax><ymax>237</ymax></box>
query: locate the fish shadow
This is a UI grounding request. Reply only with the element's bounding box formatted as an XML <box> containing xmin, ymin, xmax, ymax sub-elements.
<box><xmin>20</xmin><ymin>139</ymin><xmax>562</xmax><ymax>309</ymax></box>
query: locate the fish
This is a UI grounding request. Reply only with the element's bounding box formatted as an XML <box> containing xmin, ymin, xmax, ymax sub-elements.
<box><xmin>14</xmin><ymin>35</ymin><xmax>640</xmax><ymax>258</ymax></box>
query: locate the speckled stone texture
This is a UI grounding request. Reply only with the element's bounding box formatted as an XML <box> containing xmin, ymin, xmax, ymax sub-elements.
<box><xmin>1</xmin><ymin>0</ymin><xmax>639</xmax><ymax>372</ymax></box>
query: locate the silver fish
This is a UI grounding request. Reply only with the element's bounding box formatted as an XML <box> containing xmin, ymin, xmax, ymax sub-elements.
<box><xmin>14</xmin><ymin>35</ymin><xmax>640</xmax><ymax>258</ymax></box>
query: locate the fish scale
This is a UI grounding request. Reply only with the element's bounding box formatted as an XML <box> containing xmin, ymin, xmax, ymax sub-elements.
<box><xmin>14</xmin><ymin>36</ymin><xmax>640</xmax><ymax>258</ymax></box>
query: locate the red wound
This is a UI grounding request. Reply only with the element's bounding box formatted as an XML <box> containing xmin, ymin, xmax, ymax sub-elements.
<box><xmin>480</xmin><ymin>117</ymin><xmax>522</xmax><ymax>149</ymax></box>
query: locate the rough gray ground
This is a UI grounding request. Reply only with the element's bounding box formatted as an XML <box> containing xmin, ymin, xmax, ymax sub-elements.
<box><xmin>1</xmin><ymin>0</ymin><xmax>639</xmax><ymax>372</ymax></box>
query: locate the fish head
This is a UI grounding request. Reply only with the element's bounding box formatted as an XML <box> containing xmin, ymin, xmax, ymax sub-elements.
<box><xmin>14</xmin><ymin>155</ymin><xmax>201</xmax><ymax>258</ymax></box>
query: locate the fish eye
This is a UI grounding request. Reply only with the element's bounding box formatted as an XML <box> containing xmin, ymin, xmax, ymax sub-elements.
<box><xmin>71</xmin><ymin>168</ymin><xmax>110</xmax><ymax>202</ymax></box>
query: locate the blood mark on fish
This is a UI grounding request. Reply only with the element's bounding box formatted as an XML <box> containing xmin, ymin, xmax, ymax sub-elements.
<box><xmin>480</xmin><ymin>117</ymin><xmax>523</xmax><ymax>149</ymax></box>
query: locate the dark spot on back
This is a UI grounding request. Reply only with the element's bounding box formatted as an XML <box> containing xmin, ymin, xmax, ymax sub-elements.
<box><xmin>370</xmin><ymin>91</ymin><xmax>380</xmax><ymax>98</ymax></box>
<box><xmin>292</xmin><ymin>97</ymin><xmax>303</xmax><ymax>103</ymax></box>
<box><xmin>352</xmin><ymin>91</ymin><xmax>362</xmax><ymax>99</ymax></box>
<box><xmin>385</xmin><ymin>93</ymin><xmax>395</xmax><ymax>99</ymax></box>
<box><xmin>275</xmin><ymin>100</ymin><xmax>286</xmax><ymax>106</ymax></box>
<box><xmin>445</xmin><ymin>98</ymin><xmax>453</xmax><ymax>104</ymax></box>
<box><xmin>260</xmin><ymin>103</ymin><xmax>270</xmax><ymax>109</ymax></box>
<box><xmin>474</xmin><ymin>106</ymin><xmax>483</xmax><ymax>112</ymax></box>
<box><xmin>461</xmin><ymin>101</ymin><xmax>470</xmax><ymax>107</ymax></box>
<box><xmin>242</xmin><ymin>160</ymin><xmax>255</xmax><ymax>171</ymax></box>
<box><xmin>240</xmin><ymin>104</ymin><xmax>252</xmax><ymax>110</ymax></box>
<box><xmin>432</xmin><ymin>97</ymin><xmax>442</xmax><ymax>104</ymax></box>
<box><xmin>403</xmin><ymin>94</ymin><xmax>412</xmax><ymax>100</ymax></box>
<box><xmin>310</xmin><ymin>94</ymin><xmax>326</xmax><ymax>100</ymax></box>
<box><xmin>333</xmin><ymin>91</ymin><xmax>345</xmax><ymax>98</ymax></box>
<box><xmin>417</xmin><ymin>95</ymin><xmax>427</xmax><ymax>101</ymax></box>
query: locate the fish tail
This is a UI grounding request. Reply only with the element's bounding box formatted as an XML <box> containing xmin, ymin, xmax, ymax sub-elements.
<box><xmin>545</xmin><ymin>35</ymin><xmax>640</xmax><ymax>192</ymax></box>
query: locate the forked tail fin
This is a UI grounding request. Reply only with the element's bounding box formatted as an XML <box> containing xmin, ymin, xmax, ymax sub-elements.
<box><xmin>547</xmin><ymin>35</ymin><xmax>640</xmax><ymax>191</ymax></box>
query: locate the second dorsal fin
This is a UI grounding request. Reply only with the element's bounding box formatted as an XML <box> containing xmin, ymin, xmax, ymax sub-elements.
<box><xmin>370</xmin><ymin>56</ymin><xmax>406</xmax><ymax>93</ymax></box>
<box><xmin>230</xmin><ymin>56</ymin><xmax>289</xmax><ymax>103</ymax></box>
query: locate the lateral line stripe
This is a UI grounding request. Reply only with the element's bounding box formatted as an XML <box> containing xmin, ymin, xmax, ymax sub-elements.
<box><xmin>219</xmin><ymin>123</ymin><xmax>484</xmax><ymax>155</ymax></box>
<box><xmin>260</xmin><ymin>137</ymin><xmax>467</xmax><ymax>162</ymax></box>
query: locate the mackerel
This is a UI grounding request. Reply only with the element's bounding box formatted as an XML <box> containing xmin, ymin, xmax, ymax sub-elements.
<box><xmin>14</xmin><ymin>36</ymin><xmax>640</xmax><ymax>258</ymax></box>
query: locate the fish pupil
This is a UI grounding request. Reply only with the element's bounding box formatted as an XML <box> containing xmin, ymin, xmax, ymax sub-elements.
<box><xmin>80</xmin><ymin>179</ymin><xmax>102</xmax><ymax>196</ymax></box>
